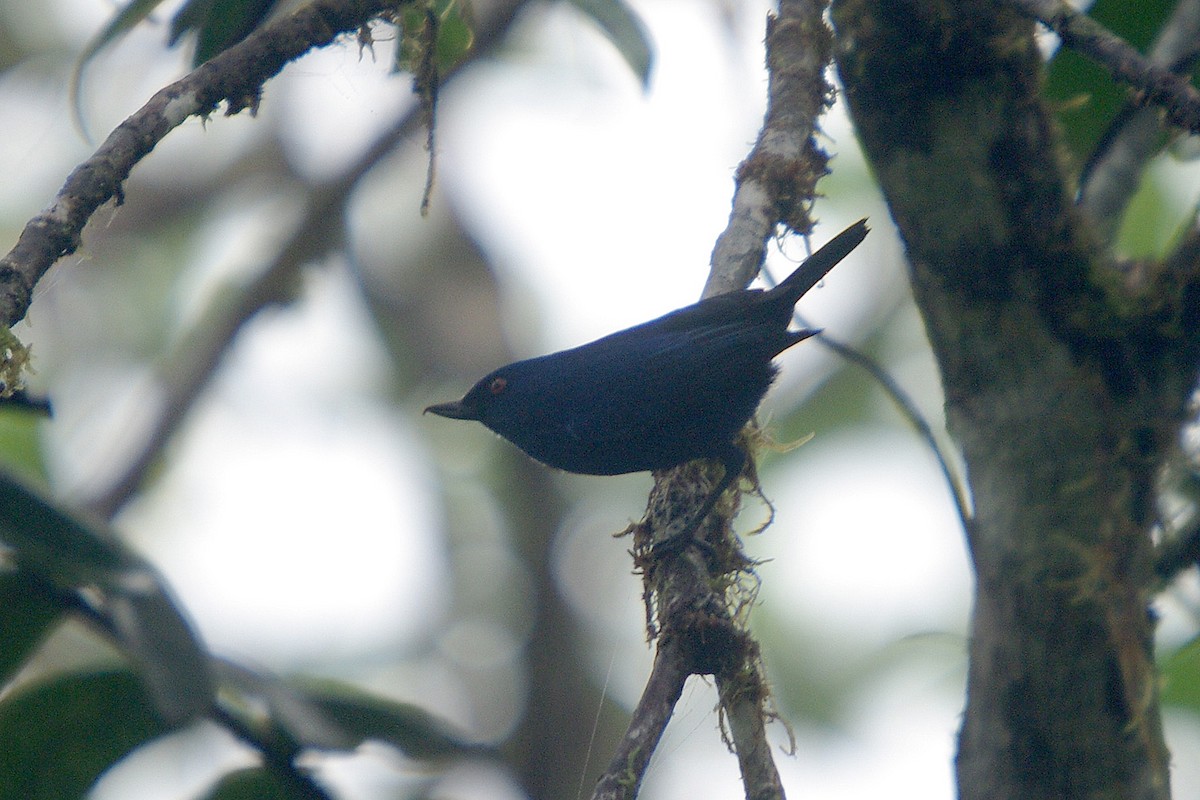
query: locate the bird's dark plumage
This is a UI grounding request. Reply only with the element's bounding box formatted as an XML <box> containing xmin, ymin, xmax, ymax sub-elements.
<box><xmin>426</xmin><ymin>220</ymin><xmax>868</xmax><ymax>534</ymax></box>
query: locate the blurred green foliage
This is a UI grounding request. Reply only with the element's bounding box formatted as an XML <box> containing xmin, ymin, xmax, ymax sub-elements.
<box><xmin>0</xmin><ymin>670</ymin><xmax>168</xmax><ymax>800</ymax></box>
<box><xmin>1043</xmin><ymin>0</ymin><xmax>1177</xmax><ymax>170</ymax></box>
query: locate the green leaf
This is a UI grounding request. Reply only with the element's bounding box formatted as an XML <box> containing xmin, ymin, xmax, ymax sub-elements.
<box><xmin>202</xmin><ymin>767</ymin><xmax>319</xmax><ymax>800</ymax></box>
<box><xmin>0</xmin><ymin>471</ymin><xmax>126</xmax><ymax>587</ymax></box>
<box><xmin>433</xmin><ymin>0</ymin><xmax>476</xmax><ymax>72</ymax></box>
<box><xmin>1112</xmin><ymin>165</ymin><xmax>1177</xmax><ymax>258</ymax></box>
<box><xmin>170</xmin><ymin>0</ymin><xmax>279</xmax><ymax>66</ymax></box>
<box><xmin>168</xmin><ymin>0</ymin><xmax>215</xmax><ymax>45</ymax></box>
<box><xmin>0</xmin><ymin>569</ymin><xmax>68</xmax><ymax>686</ymax></box>
<box><xmin>221</xmin><ymin>666</ymin><xmax>483</xmax><ymax>761</ymax></box>
<box><xmin>396</xmin><ymin>0</ymin><xmax>477</xmax><ymax>76</ymax></box>
<box><xmin>0</xmin><ymin>670</ymin><xmax>169</xmax><ymax>800</ymax></box>
<box><xmin>567</xmin><ymin>0</ymin><xmax>654</xmax><ymax>87</ymax></box>
<box><xmin>74</xmin><ymin>0</ymin><xmax>172</xmax><ymax>73</ymax></box>
<box><xmin>89</xmin><ymin>0</ymin><xmax>170</xmax><ymax>49</ymax></box>
<box><xmin>0</xmin><ymin>405</ymin><xmax>47</xmax><ymax>485</ymax></box>
<box><xmin>71</xmin><ymin>0</ymin><xmax>175</xmax><ymax>139</ymax></box>
<box><xmin>204</xmin><ymin>769</ymin><xmax>290</xmax><ymax>800</ymax></box>
<box><xmin>289</xmin><ymin>678</ymin><xmax>483</xmax><ymax>761</ymax></box>
<box><xmin>0</xmin><ymin>471</ymin><xmax>214</xmax><ymax>724</ymax></box>
<box><xmin>1161</xmin><ymin>635</ymin><xmax>1200</xmax><ymax>712</ymax></box>
<box><xmin>107</xmin><ymin>586</ymin><xmax>215</xmax><ymax>725</ymax></box>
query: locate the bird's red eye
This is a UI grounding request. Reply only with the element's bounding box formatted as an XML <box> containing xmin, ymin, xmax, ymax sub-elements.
<box><xmin>489</xmin><ymin>377</ymin><xmax>507</xmax><ymax>395</ymax></box>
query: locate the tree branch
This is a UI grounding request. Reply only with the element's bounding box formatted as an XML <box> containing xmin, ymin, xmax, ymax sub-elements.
<box><xmin>598</xmin><ymin>2</ymin><xmax>836</xmax><ymax>797</ymax></box>
<box><xmin>596</xmin><ymin>464</ymin><xmax>772</xmax><ymax>800</ymax></box>
<box><xmin>704</xmin><ymin>0</ymin><xmax>832</xmax><ymax>300</ymax></box>
<box><xmin>1078</xmin><ymin>0</ymin><xmax>1200</xmax><ymax>247</ymax></box>
<box><xmin>78</xmin><ymin>0</ymin><xmax>532</xmax><ymax>518</ymax></box>
<box><xmin>592</xmin><ymin>623</ymin><xmax>691</xmax><ymax>800</ymax></box>
<box><xmin>1008</xmin><ymin>0</ymin><xmax>1200</xmax><ymax>134</ymax></box>
<box><xmin>0</xmin><ymin>0</ymin><xmax>398</xmax><ymax>330</ymax></box>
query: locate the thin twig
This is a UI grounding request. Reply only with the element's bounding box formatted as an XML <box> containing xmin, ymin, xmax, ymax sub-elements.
<box><xmin>815</xmin><ymin>330</ymin><xmax>974</xmax><ymax>532</ymax></box>
<box><xmin>610</xmin><ymin>2</ymin><xmax>835</xmax><ymax>798</ymax></box>
<box><xmin>716</xmin><ymin>665</ymin><xmax>786</xmax><ymax>800</ymax></box>
<box><xmin>211</xmin><ymin>704</ymin><xmax>336</xmax><ymax>800</ymax></box>
<box><xmin>765</xmin><ymin>250</ymin><xmax>975</xmax><ymax>536</ymax></box>
<box><xmin>1008</xmin><ymin>0</ymin><xmax>1200</xmax><ymax>134</ymax></box>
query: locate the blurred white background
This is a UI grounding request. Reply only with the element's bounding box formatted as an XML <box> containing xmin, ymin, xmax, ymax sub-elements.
<box><xmin>4</xmin><ymin>1</ymin><xmax>1196</xmax><ymax>798</ymax></box>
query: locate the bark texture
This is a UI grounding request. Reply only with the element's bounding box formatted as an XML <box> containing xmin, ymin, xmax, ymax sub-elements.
<box><xmin>831</xmin><ymin>2</ymin><xmax>1200</xmax><ymax>798</ymax></box>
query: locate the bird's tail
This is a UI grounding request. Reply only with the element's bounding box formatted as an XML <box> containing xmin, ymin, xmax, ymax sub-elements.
<box><xmin>772</xmin><ymin>219</ymin><xmax>869</xmax><ymax>304</ymax></box>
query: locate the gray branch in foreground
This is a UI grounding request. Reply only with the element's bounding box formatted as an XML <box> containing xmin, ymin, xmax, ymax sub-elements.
<box><xmin>599</xmin><ymin>2</ymin><xmax>836</xmax><ymax>799</ymax></box>
<box><xmin>704</xmin><ymin>0</ymin><xmax>833</xmax><ymax>300</ymax></box>
<box><xmin>0</xmin><ymin>0</ymin><xmax>396</xmax><ymax>330</ymax></box>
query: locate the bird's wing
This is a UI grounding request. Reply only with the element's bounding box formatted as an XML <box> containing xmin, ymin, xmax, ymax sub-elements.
<box><xmin>645</xmin><ymin>291</ymin><xmax>764</xmax><ymax>334</ymax></box>
<box><xmin>580</xmin><ymin>293</ymin><xmax>771</xmax><ymax>360</ymax></box>
<box><xmin>639</xmin><ymin>315</ymin><xmax>808</xmax><ymax>367</ymax></box>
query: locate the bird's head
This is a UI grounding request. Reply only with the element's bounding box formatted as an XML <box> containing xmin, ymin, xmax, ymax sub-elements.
<box><xmin>424</xmin><ymin>369</ymin><xmax>517</xmax><ymax>425</ymax></box>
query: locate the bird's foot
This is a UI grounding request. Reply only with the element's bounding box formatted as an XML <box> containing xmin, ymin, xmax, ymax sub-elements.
<box><xmin>649</xmin><ymin>516</ymin><xmax>714</xmax><ymax>559</ymax></box>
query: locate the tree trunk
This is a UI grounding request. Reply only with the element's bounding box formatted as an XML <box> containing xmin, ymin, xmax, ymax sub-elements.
<box><xmin>831</xmin><ymin>2</ymin><xmax>1185</xmax><ymax>798</ymax></box>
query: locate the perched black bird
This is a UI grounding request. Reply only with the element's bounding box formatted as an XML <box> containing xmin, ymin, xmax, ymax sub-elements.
<box><xmin>426</xmin><ymin>220</ymin><xmax>868</xmax><ymax>538</ymax></box>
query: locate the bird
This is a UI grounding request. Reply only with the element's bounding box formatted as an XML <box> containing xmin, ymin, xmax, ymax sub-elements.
<box><xmin>426</xmin><ymin>220</ymin><xmax>868</xmax><ymax>542</ymax></box>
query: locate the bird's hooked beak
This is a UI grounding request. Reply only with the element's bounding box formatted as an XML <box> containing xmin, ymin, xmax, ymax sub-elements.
<box><xmin>424</xmin><ymin>399</ymin><xmax>480</xmax><ymax>421</ymax></box>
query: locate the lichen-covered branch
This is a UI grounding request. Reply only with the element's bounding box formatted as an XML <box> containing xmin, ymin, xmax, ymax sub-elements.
<box><xmin>0</xmin><ymin>0</ymin><xmax>397</xmax><ymax>330</ymax></box>
<box><xmin>704</xmin><ymin>0</ymin><xmax>833</xmax><ymax>300</ymax></box>
<box><xmin>600</xmin><ymin>2</ymin><xmax>837</xmax><ymax>798</ymax></box>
